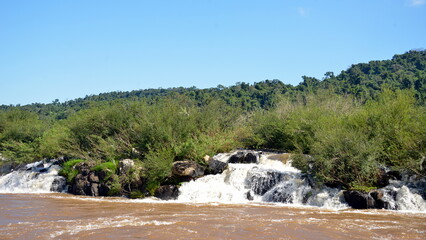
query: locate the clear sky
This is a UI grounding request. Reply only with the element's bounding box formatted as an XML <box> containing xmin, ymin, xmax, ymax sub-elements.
<box><xmin>1</xmin><ymin>0</ymin><xmax>425</xmax><ymax>105</ymax></box>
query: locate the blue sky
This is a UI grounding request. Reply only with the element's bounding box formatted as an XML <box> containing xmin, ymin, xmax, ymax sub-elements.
<box><xmin>1</xmin><ymin>0</ymin><xmax>425</xmax><ymax>105</ymax></box>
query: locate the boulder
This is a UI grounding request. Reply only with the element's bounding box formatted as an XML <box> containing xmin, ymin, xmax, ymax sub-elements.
<box><xmin>247</xmin><ymin>168</ymin><xmax>286</xmax><ymax>195</ymax></box>
<box><xmin>343</xmin><ymin>190</ymin><xmax>389</xmax><ymax>209</ymax></box>
<box><xmin>72</xmin><ymin>173</ymin><xmax>90</xmax><ymax>195</ymax></box>
<box><xmin>172</xmin><ymin>160</ymin><xmax>205</xmax><ymax>178</ymax></box>
<box><xmin>119</xmin><ymin>159</ymin><xmax>135</xmax><ymax>175</ymax></box>
<box><xmin>154</xmin><ymin>185</ymin><xmax>179</xmax><ymax>200</ymax></box>
<box><xmin>246</xmin><ymin>190</ymin><xmax>254</xmax><ymax>201</ymax></box>
<box><xmin>207</xmin><ymin>159</ymin><xmax>228</xmax><ymax>175</ymax></box>
<box><xmin>50</xmin><ymin>176</ymin><xmax>66</xmax><ymax>192</ymax></box>
<box><xmin>228</xmin><ymin>151</ymin><xmax>259</xmax><ymax>164</ymax></box>
<box><xmin>99</xmin><ymin>183</ymin><xmax>111</xmax><ymax>196</ymax></box>
<box><xmin>71</xmin><ymin>171</ymin><xmax>101</xmax><ymax>196</ymax></box>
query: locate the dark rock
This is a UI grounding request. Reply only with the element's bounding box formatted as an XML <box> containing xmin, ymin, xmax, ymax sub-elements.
<box><xmin>172</xmin><ymin>160</ymin><xmax>205</xmax><ymax>178</ymax></box>
<box><xmin>36</xmin><ymin>163</ymin><xmax>44</xmax><ymax>168</ymax></box>
<box><xmin>387</xmin><ymin>171</ymin><xmax>402</xmax><ymax>180</ymax></box>
<box><xmin>0</xmin><ymin>163</ymin><xmax>15</xmax><ymax>176</ymax></box>
<box><xmin>228</xmin><ymin>151</ymin><xmax>259</xmax><ymax>164</ymax></box>
<box><xmin>343</xmin><ymin>190</ymin><xmax>390</xmax><ymax>209</ymax></box>
<box><xmin>50</xmin><ymin>176</ymin><xmax>66</xmax><ymax>192</ymax></box>
<box><xmin>262</xmin><ymin>181</ymin><xmax>296</xmax><ymax>203</ymax></box>
<box><xmin>99</xmin><ymin>183</ymin><xmax>111</xmax><ymax>196</ymax></box>
<box><xmin>72</xmin><ymin>173</ymin><xmax>89</xmax><ymax>195</ymax></box>
<box><xmin>247</xmin><ymin>168</ymin><xmax>286</xmax><ymax>195</ymax></box>
<box><xmin>344</xmin><ymin>191</ymin><xmax>373</xmax><ymax>209</ymax></box>
<box><xmin>154</xmin><ymin>185</ymin><xmax>179</xmax><ymax>200</ymax></box>
<box><xmin>39</xmin><ymin>168</ymin><xmax>48</xmax><ymax>173</ymax></box>
<box><xmin>207</xmin><ymin>159</ymin><xmax>228</xmax><ymax>174</ymax></box>
<box><xmin>246</xmin><ymin>190</ymin><xmax>254</xmax><ymax>201</ymax></box>
<box><xmin>228</xmin><ymin>151</ymin><xmax>245</xmax><ymax>163</ymax></box>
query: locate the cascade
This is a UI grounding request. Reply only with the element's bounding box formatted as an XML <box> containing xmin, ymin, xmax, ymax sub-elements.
<box><xmin>178</xmin><ymin>151</ymin><xmax>425</xmax><ymax>211</ymax></box>
<box><xmin>0</xmin><ymin>160</ymin><xmax>66</xmax><ymax>193</ymax></box>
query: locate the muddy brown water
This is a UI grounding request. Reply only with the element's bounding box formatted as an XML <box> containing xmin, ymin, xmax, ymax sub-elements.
<box><xmin>0</xmin><ymin>193</ymin><xmax>425</xmax><ymax>240</ymax></box>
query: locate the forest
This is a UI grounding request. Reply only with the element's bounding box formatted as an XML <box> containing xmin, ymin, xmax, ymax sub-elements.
<box><xmin>0</xmin><ymin>50</ymin><xmax>425</xmax><ymax>195</ymax></box>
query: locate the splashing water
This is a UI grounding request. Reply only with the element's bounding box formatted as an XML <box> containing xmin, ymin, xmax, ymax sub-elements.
<box><xmin>0</xmin><ymin>160</ymin><xmax>66</xmax><ymax>193</ymax></box>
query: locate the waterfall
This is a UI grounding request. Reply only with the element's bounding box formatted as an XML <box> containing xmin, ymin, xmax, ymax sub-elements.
<box><xmin>0</xmin><ymin>160</ymin><xmax>66</xmax><ymax>193</ymax></box>
<box><xmin>178</xmin><ymin>151</ymin><xmax>425</xmax><ymax>211</ymax></box>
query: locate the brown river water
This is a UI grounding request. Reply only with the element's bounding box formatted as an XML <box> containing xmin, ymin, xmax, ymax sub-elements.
<box><xmin>1</xmin><ymin>193</ymin><xmax>425</xmax><ymax>240</ymax></box>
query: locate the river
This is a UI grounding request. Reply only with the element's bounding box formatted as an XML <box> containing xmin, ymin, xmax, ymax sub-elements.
<box><xmin>1</xmin><ymin>193</ymin><xmax>425</xmax><ymax>240</ymax></box>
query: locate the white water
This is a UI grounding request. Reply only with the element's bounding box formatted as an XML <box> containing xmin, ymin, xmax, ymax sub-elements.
<box><xmin>0</xmin><ymin>152</ymin><xmax>425</xmax><ymax>212</ymax></box>
<box><xmin>0</xmin><ymin>160</ymin><xmax>65</xmax><ymax>193</ymax></box>
<box><xmin>178</xmin><ymin>151</ymin><xmax>426</xmax><ymax>211</ymax></box>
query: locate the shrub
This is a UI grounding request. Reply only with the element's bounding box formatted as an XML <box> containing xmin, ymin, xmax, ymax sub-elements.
<box><xmin>59</xmin><ymin>159</ymin><xmax>84</xmax><ymax>182</ymax></box>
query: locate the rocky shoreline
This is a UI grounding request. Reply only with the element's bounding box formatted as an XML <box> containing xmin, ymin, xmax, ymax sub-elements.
<box><xmin>1</xmin><ymin>150</ymin><xmax>425</xmax><ymax>211</ymax></box>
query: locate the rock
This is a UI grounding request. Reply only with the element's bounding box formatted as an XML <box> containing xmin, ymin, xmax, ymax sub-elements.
<box><xmin>72</xmin><ymin>173</ymin><xmax>90</xmax><ymax>195</ymax></box>
<box><xmin>50</xmin><ymin>176</ymin><xmax>66</xmax><ymax>192</ymax></box>
<box><xmin>154</xmin><ymin>185</ymin><xmax>179</xmax><ymax>200</ymax></box>
<box><xmin>228</xmin><ymin>151</ymin><xmax>259</xmax><ymax>164</ymax></box>
<box><xmin>343</xmin><ymin>191</ymin><xmax>373</xmax><ymax>209</ymax></box>
<box><xmin>246</xmin><ymin>190</ymin><xmax>254</xmax><ymax>201</ymax></box>
<box><xmin>99</xmin><ymin>183</ymin><xmax>111</xmax><ymax>196</ymax></box>
<box><xmin>88</xmin><ymin>172</ymin><xmax>99</xmax><ymax>183</ymax></box>
<box><xmin>262</xmin><ymin>181</ymin><xmax>296</xmax><ymax>203</ymax></box>
<box><xmin>36</xmin><ymin>162</ymin><xmax>44</xmax><ymax>168</ymax></box>
<box><xmin>207</xmin><ymin>159</ymin><xmax>228</xmax><ymax>175</ymax></box>
<box><xmin>90</xmin><ymin>183</ymin><xmax>99</xmax><ymax>197</ymax></box>
<box><xmin>172</xmin><ymin>160</ymin><xmax>205</xmax><ymax>178</ymax></box>
<box><xmin>343</xmin><ymin>190</ymin><xmax>389</xmax><ymax>209</ymax></box>
<box><xmin>387</xmin><ymin>170</ymin><xmax>402</xmax><ymax>180</ymax></box>
<box><xmin>75</xmin><ymin>162</ymin><xmax>94</xmax><ymax>176</ymax></box>
<box><xmin>203</xmin><ymin>155</ymin><xmax>210</xmax><ymax>163</ymax></box>
<box><xmin>247</xmin><ymin>168</ymin><xmax>286</xmax><ymax>195</ymax></box>
<box><xmin>119</xmin><ymin>159</ymin><xmax>135</xmax><ymax>175</ymax></box>
<box><xmin>0</xmin><ymin>163</ymin><xmax>14</xmax><ymax>176</ymax></box>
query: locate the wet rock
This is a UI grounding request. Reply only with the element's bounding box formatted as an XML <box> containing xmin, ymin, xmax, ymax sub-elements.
<box><xmin>228</xmin><ymin>151</ymin><xmax>259</xmax><ymax>164</ymax></box>
<box><xmin>207</xmin><ymin>159</ymin><xmax>228</xmax><ymax>175</ymax></box>
<box><xmin>262</xmin><ymin>181</ymin><xmax>296</xmax><ymax>203</ymax></box>
<box><xmin>119</xmin><ymin>159</ymin><xmax>134</xmax><ymax>175</ymax></box>
<box><xmin>50</xmin><ymin>176</ymin><xmax>66</xmax><ymax>192</ymax></box>
<box><xmin>36</xmin><ymin>163</ymin><xmax>44</xmax><ymax>168</ymax></box>
<box><xmin>154</xmin><ymin>185</ymin><xmax>179</xmax><ymax>200</ymax></box>
<box><xmin>0</xmin><ymin>162</ymin><xmax>17</xmax><ymax>176</ymax></box>
<box><xmin>247</xmin><ymin>168</ymin><xmax>286</xmax><ymax>195</ymax></box>
<box><xmin>246</xmin><ymin>190</ymin><xmax>254</xmax><ymax>201</ymax></box>
<box><xmin>172</xmin><ymin>160</ymin><xmax>205</xmax><ymax>178</ymax></box>
<box><xmin>343</xmin><ymin>190</ymin><xmax>390</xmax><ymax>209</ymax></box>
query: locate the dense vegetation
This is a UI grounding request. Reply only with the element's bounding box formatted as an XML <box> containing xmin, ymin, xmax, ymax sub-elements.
<box><xmin>1</xmin><ymin>50</ymin><xmax>425</xmax><ymax>193</ymax></box>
